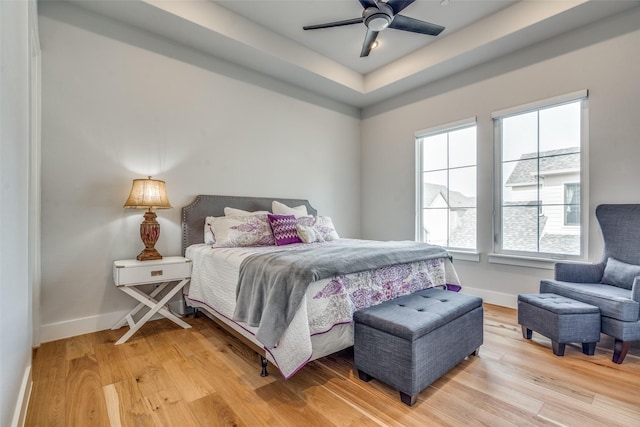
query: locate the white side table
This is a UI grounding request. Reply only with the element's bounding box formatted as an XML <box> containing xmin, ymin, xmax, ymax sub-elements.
<box><xmin>112</xmin><ymin>256</ymin><xmax>192</xmax><ymax>345</ymax></box>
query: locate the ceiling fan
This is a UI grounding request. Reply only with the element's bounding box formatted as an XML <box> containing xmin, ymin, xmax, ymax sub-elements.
<box><xmin>303</xmin><ymin>0</ymin><xmax>445</xmax><ymax>58</ymax></box>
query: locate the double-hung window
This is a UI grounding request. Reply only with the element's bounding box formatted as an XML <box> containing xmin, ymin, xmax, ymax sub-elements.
<box><xmin>493</xmin><ymin>90</ymin><xmax>588</xmax><ymax>259</ymax></box>
<box><xmin>416</xmin><ymin>119</ymin><xmax>477</xmax><ymax>252</ymax></box>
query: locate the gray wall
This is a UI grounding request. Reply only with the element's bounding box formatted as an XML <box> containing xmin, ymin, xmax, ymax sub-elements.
<box><xmin>361</xmin><ymin>8</ymin><xmax>640</xmax><ymax>306</ymax></box>
<box><xmin>38</xmin><ymin>3</ymin><xmax>361</xmax><ymax>341</ymax></box>
<box><xmin>1</xmin><ymin>1</ymin><xmax>34</xmax><ymax>426</ymax></box>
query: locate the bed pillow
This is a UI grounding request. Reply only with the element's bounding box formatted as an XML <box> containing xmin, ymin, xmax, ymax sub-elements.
<box><xmin>297</xmin><ymin>216</ymin><xmax>340</xmax><ymax>241</ymax></box>
<box><xmin>211</xmin><ymin>214</ymin><xmax>275</xmax><ymax>247</ymax></box>
<box><xmin>601</xmin><ymin>257</ymin><xmax>640</xmax><ymax>290</ymax></box>
<box><xmin>224</xmin><ymin>207</ymin><xmax>270</xmax><ymax>216</ymax></box>
<box><xmin>268</xmin><ymin>214</ymin><xmax>302</xmax><ymax>246</ymax></box>
<box><xmin>204</xmin><ymin>216</ymin><xmax>218</xmax><ymax>245</ymax></box>
<box><xmin>296</xmin><ymin>224</ymin><xmax>325</xmax><ymax>243</ymax></box>
<box><xmin>272</xmin><ymin>200</ymin><xmax>308</xmax><ymax>218</ymax></box>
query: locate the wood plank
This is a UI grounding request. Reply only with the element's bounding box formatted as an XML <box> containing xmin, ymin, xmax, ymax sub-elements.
<box><xmin>103</xmin><ymin>384</ymin><xmax>123</xmax><ymax>427</ymax></box>
<box><xmin>24</xmin><ymin>378</ymin><xmax>66</xmax><ymax>427</ymax></box>
<box><xmin>65</xmin><ymin>356</ymin><xmax>109</xmax><ymax>426</ymax></box>
<box><xmin>187</xmin><ymin>350</ymin><xmax>288</xmax><ymax>426</ymax></box>
<box><xmin>109</xmin><ymin>379</ymin><xmax>156</xmax><ymax>426</ymax></box>
<box><xmin>538</xmin><ymin>400</ymin><xmax>640</xmax><ymax>427</ymax></box>
<box><xmin>144</xmin><ymin>386</ymin><xmax>201</xmax><ymax>426</ymax></box>
<box><xmin>94</xmin><ymin>336</ymin><xmax>156</xmax><ymax>386</ymax></box>
<box><xmin>189</xmin><ymin>393</ymin><xmax>248</xmax><ymax>427</ymax></box>
<box><xmin>439</xmin><ymin>363</ymin><xmax>546</xmax><ymax>416</ymax></box>
<box><xmin>162</xmin><ymin>356</ymin><xmax>217</xmax><ymax>403</ymax></box>
<box><xmin>31</xmin><ymin>339</ymin><xmax>68</xmax><ymax>382</ymax></box>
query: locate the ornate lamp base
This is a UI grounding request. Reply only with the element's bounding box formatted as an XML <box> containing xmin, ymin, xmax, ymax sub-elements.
<box><xmin>137</xmin><ymin>247</ymin><xmax>163</xmax><ymax>261</ymax></box>
<box><xmin>137</xmin><ymin>209</ymin><xmax>163</xmax><ymax>261</ymax></box>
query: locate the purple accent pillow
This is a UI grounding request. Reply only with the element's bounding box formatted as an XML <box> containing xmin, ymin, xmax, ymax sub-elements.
<box><xmin>268</xmin><ymin>214</ymin><xmax>302</xmax><ymax>246</ymax></box>
<box><xmin>446</xmin><ymin>284</ymin><xmax>462</xmax><ymax>292</ymax></box>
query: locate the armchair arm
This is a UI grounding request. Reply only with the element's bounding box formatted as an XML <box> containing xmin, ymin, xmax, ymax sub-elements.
<box><xmin>632</xmin><ymin>277</ymin><xmax>640</xmax><ymax>303</ymax></box>
<box><xmin>555</xmin><ymin>262</ymin><xmax>605</xmax><ymax>283</ymax></box>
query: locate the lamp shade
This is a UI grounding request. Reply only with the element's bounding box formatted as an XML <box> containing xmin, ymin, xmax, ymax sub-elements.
<box><xmin>123</xmin><ymin>177</ymin><xmax>172</xmax><ymax>209</ymax></box>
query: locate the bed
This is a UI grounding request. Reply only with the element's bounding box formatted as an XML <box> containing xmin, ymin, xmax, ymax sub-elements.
<box><xmin>181</xmin><ymin>195</ymin><xmax>461</xmax><ymax>379</ymax></box>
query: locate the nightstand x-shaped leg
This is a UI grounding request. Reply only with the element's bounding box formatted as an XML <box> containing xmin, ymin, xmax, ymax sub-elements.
<box><xmin>113</xmin><ymin>278</ymin><xmax>191</xmax><ymax>344</ymax></box>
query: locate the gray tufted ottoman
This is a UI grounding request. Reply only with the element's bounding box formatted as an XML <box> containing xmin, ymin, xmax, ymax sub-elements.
<box><xmin>518</xmin><ymin>293</ymin><xmax>600</xmax><ymax>356</ymax></box>
<box><xmin>354</xmin><ymin>288</ymin><xmax>483</xmax><ymax>406</ymax></box>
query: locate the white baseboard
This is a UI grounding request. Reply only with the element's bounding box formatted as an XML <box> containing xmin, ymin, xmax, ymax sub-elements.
<box><xmin>12</xmin><ymin>366</ymin><xmax>32</xmax><ymax>427</ymax></box>
<box><xmin>39</xmin><ymin>300</ymin><xmax>186</xmax><ymax>343</ymax></box>
<box><xmin>40</xmin><ymin>309</ymin><xmax>131</xmax><ymax>343</ymax></box>
<box><xmin>462</xmin><ymin>286</ymin><xmax>517</xmax><ymax>309</ymax></box>
<box><xmin>39</xmin><ymin>290</ymin><xmax>512</xmax><ymax>344</ymax></box>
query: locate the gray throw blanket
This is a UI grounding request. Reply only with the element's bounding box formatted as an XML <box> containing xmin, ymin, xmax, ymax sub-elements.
<box><xmin>232</xmin><ymin>240</ymin><xmax>450</xmax><ymax>348</ymax></box>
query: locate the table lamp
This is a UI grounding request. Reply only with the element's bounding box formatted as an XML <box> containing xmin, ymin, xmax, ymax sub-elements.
<box><xmin>123</xmin><ymin>176</ymin><xmax>172</xmax><ymax>261</ymax></box>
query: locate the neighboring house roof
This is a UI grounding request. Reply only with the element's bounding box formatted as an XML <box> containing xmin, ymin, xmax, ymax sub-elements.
<box><xmin>505</xmin><ymin>147</ymin><xmax>580</xmax><ymax>186</ymax></box>
<box><xmin>423</xmin><ymin>183</ymin><xmax>476</xmax><ymax>208</ymax></box>
<box><xmin>540</xmin><ymin>233</ymin><xmax>581</xmax><ymax>255</ymax></box>
<box><xmin>449</xmin><ymin>208</ymin><xmax>477</xmax><ymax>249</ymax></box>
<box><xmin>501</xmin><ymin>203</ymin><xmax>548</xmax><ymax>252</ymax></box>
<box><xmin>501</xmin><ymin>202</ymin><xmax>580</xmax><ymax>254</ymax></box>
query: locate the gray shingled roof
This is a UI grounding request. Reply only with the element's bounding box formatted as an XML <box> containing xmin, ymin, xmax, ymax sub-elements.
<box><xmin>449</xmin><ymin>208</ymin><xmax>477</xmax><ymax>249</ymax></box>
<box><xmin>505</xmin><ymin>147</ymin><xmax>580</xmax><ymax>186</ymax></box>
<box><xmin>423</xmin><ymin>183</ymin><xmax>476</xmax><ymax>208</ymax></box>
<box><xmin>502</xmin><ymin>203</ymin><xmax>546</xmax><ymax>252</ymax></box>
<box><xmin>502</xmin><ymin>202</ymin><xmax>580</xmax><ymax>254</ymax></box>
<box><xmin>540</xmin><ymin>234</ymin><xmax>580</xmax><ymax>255</ymax></box>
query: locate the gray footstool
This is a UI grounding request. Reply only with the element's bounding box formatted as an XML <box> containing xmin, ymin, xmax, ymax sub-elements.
<box><xmin>354</xmin><ymin>288</ymin><xmax>483</xmax><ymax>406</ymax></box>
<box><xmin>518</xmin><ymin>293</ymin><xmax>600</xmax><ymax>356</ymax></box>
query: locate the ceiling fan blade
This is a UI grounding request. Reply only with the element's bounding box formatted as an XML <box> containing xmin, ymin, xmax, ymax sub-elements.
<box><xmin>386</xmin><ymin>0</ymin><xmax>416</xmax><ymax>14</ymax></box>
<box><xmin>303</xmin><ymin>17</ymin><xmax>364</xmax><ymax>30</ymax></box>
<box><xmin>389</xmin><ymin>14</ymin><xmax>445</xmax><ymax>36</ymax></box>
<box><xmin>359</xmin><ymin>0</ymin><xmax>377</xmax><ymax>9</ymax></box>
<box><xmin>360</xmin><ymin>29</ymin><xmax>379</xmax><ymax>57</ymax></box>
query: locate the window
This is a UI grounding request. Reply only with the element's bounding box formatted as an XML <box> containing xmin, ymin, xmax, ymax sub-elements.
<box><xmin>493</xmin><ymin>91</ymin><xmax>587</xmax><ymax>259</ymax></box>
<box><xmin>416</xmin><ymin>119</ymin><xmax>477</xmax><ymax>251</ymax></box>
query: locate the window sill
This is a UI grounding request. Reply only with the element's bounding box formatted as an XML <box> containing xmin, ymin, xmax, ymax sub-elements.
<box><xmin>449</xmin><ymin>251</ymin><xmax>480</xmax><ymax>262</ymax></box>
<box><xmin>488</xmin><ymin>253</ymin><xmax>557</xmax><ymax>270</ymax></box>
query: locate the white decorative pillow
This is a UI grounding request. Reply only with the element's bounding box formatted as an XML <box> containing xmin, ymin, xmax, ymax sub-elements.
<box><xmin>315</xmin><ymin>216</ymin><xmax>340</xmax><ymax>241</ymax></box>
<box><xmin>296</xmin><ymin>224</ymin><xmax>325</xmax><ymax>243</ymax></box>
<box><xmin>224</xmin><ymin>207</ymin><xmax>270</xmax><ymax>216</ymax></box>
<box><xmin>297</xmin><ymin>216</ymin><xmax>340</xmax><ymax>241</ymax></box>
<box><xmin>211</xmin><ymin>214</ymin><xmax>275</xmax><ymax>247</ymax></box>
<box><xmin>204</xmin><ymin>216</ymin><xmax>218</xmax><ymax>245</ymax></box>
<box><xmin>272</xmin><ymin>200</ymin><xmax>308</xmax><ymax>218</ymax></box>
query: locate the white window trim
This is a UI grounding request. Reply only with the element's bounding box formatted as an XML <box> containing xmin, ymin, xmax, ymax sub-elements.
<box><xmin>415</xmin><ymin>117</ymin><xmax>477</xmax><ymax>250</ymax></box>
<box><xmin>487</xmin><ymin>251</ymin><xmax>595</xmax><ymax>270</ymax></box>
<box><xmin>449</xmin><ymin>250</ymin><xmax>481</xmax><ymax>263</ymax></box>
<box><xmin>491</xmin><ymin>90</ymin><xmax>588</xmax><ymax>119</ymax></box>
<box><xmin>415</xmin><ymin>117</ymin><xmax>477</xmax><ymax>138</ymax></box>
<box><xmin>492</xmin><ymin>91</ymin><xmax>589</xmax><ymax>263</ymax></box>
<box><xmin>487</xmin><ymin>253</ymin><xmax>556</xmax><ymax>270</ymax></box>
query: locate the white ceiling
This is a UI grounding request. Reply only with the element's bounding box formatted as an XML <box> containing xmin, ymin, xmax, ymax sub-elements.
<box><xmin>216</xmin><ymin>0</ymin><xmax>519</xmax><ymax>75</ymax></box>
<box><xmin>69</xmin><ymin>0</ymin><xmax>639</xmax><ymax>109</ymax></box>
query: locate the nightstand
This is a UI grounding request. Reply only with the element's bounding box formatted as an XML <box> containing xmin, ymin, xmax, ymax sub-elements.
<box><xmin>112</xmin><ymin>256</ymin><xmax>192</xmax><ymax>345</ymax></box>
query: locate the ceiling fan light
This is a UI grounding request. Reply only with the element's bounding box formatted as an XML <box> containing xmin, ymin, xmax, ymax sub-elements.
<box><xmin>366</xmin><ymin>14</ymin><xmax>391</xmax><ymax>31</ymax></box>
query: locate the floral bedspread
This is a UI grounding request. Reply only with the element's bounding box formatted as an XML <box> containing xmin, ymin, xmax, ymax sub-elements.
<box><xmin>307</xmin><ymin>257</ymin><xmax>455</xmax><ymax>335</ymax></box>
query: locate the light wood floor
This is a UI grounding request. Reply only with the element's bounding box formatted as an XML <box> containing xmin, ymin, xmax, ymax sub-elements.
<box><xmin>26</xmin><ymin>304</ymin><xmax>639</xmax><ymax>426</ymax></box>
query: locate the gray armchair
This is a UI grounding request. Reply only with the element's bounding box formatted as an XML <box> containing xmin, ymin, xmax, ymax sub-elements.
<box><xmin>540</xmin><ymin>204</ymin><xmax>640</xmax><ymax>363</ymax></box>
